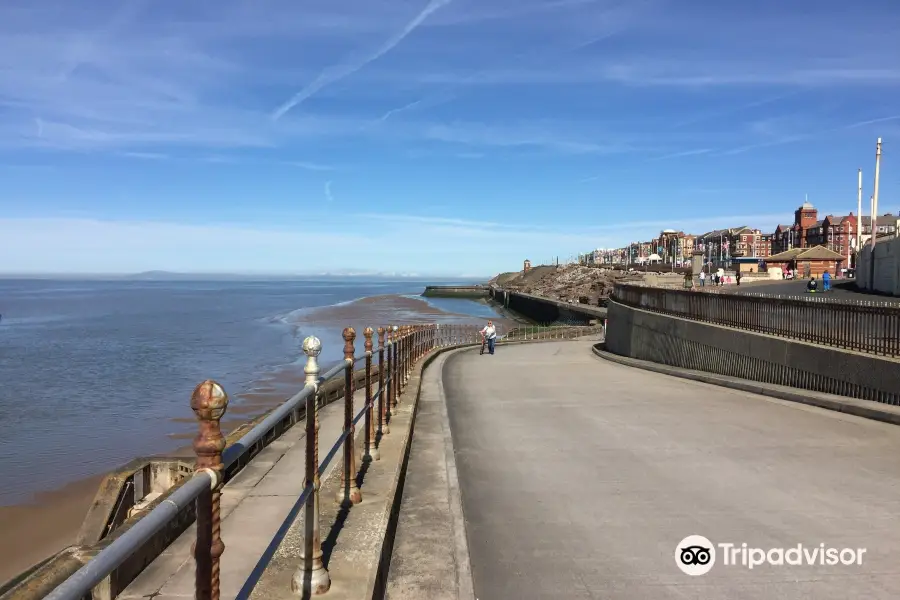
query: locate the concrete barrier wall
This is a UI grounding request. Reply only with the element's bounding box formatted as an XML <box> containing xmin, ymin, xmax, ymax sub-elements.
<box><xmin>606</xmin><ymin>299</ymin><xmax>900</xmax><ymax>405</ymax></box>
<box><xmin>858</xmin><ymin>237</ymin><xmax>900</xmax><ymax>296</ymax></box>
<box><xmin>489</xmin><ymin>288</ymin><xmax>606</xmax><ymax>324</ymax></box>
<box><xmin>422</xmin><ymin>285</ymin><xmax>488</xmax><ymax>298</ymax></box>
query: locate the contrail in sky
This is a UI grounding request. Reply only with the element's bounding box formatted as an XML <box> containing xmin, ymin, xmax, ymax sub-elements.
<box><xmin>272</xmin><ymin>0</ymin><xmax>453</xmax><ymax>121</ymax></box>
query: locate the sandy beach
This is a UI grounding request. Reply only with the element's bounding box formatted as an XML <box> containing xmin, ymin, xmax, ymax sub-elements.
<box><xmin>0</xmin><ymin>292</ymin><xmax>508</xmax><ymax>584</ymax></box>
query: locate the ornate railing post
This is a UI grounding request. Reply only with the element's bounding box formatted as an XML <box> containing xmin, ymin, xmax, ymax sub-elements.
<box><xmin>377</xmin><ymin>327</ymin><xmax>388</xmax><ymax>437</ymax></box>
<box><xmin>191</xmin><ymin>380</ymin><xmax>228</xmax><ymax>600</ymax></box>
<box><xmin>396</xmin><ymin>326</ymin><xmax>404</xmax><ymax>399</ymax></box>
<box><xmin>363</xmin><ymin>327</ymin><xmax>379</xmax><ymax>462</ymax></box>
<box><xmin>293</xmin><ymin>336</ymin><xmax>330</xmax><ymax>595</ymax></box>
<box><xmin>384</xmin><ymin>327</ymin><xmax>393</xmax><ymax>433</ymax></box>
<box><xmin>397</xmin><ymin>325</ymin><xmax>404</xmax><ymax>396</ymax></box>
<box><xmin>337</xmin><ymin>328</ymin><xmax>362</xmax><ymax>505</ymax></box>
<box><xmin>391</xmin><ymin>326</ymin><xmax>399</xmax><ymax>410</ymax></box>
<box><xmin>403</xmin><ymin>326</ymin><xmax>410</xmax><ymax>386</ymax></box>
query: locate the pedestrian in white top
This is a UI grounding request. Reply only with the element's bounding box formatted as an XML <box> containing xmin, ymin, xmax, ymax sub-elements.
<box><xmin>480</xmin><ymin>320</ymin><xmax>497</xmax><ymax>355</ymax></box>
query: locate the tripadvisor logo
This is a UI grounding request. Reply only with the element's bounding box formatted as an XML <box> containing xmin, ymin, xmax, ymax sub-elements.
<box><xmin>675</xmin><ymin>535</ymin><xmax>866</xmax><ymax>575</ymax></box>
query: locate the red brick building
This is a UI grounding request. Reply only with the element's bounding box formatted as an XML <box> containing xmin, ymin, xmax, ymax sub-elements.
<box><xmin>764</xmin><ymin>245</ymin><xmax>845</xmax><ymax>278</ymax></box>
<box><xmin>774</xmin><ymin>201</ymin><xmax>819</xmax><ymax>253</ymax></box>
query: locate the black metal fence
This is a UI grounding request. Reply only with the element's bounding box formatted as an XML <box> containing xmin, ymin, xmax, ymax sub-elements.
<box><xmin>613</xmin><ymin>283</ymin><xmax>900</xmax><ymax>358</ymax></box>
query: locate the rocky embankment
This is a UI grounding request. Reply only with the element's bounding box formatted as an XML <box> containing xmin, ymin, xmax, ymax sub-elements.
<box><xmin>490</xmin><ymin>264</ymin><xmax>646</xmax><ymax>305</ymax></box>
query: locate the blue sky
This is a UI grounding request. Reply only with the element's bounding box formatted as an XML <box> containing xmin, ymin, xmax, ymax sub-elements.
<box><xmin>1</xmin><ymin>0</ymin><xmax>899</xmax><ymax>276</ymax></box>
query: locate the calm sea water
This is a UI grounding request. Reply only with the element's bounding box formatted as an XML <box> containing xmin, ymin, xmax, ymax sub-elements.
<box><xmin>0</xmin><ymin>277</ymin><xmax>495</xmax><ymax>505</ymax></box>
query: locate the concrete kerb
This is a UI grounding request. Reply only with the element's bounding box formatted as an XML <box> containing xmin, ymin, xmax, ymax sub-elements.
<box><xmin>591</xmin><ymin>342</ymin><xmax>900</xmax><ymax>427</ymax></box>
<box><xmin>363</xmin><ymin>341</ymin><xmax>467</xmax><ymax>599</ymax></box>
<box><xmin>369</xmin><ymin>334</ymin><xmax>598</xmax><ymax>599</ymax></box>
<box><xmin>436</xmin><ymin>348</ymin><xmax>476</xmax><ymax>600</ymax></box>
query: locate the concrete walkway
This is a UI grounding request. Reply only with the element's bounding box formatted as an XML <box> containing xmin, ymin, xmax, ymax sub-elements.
<box><xmin>436</xmin><ymin>341</ymin><xmax>900</xmax><ymax>599</ymax></box>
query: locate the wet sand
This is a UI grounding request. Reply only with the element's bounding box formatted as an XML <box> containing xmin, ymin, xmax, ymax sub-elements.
<box><xmin>0</xmin><ymin>293</ymin><xmax>509</xmax><ymax>585</ymax></box>
<box><xmin>0</xmin><ymin>475</ymin><xmax>103</xmax><ymax>584</ymax></box>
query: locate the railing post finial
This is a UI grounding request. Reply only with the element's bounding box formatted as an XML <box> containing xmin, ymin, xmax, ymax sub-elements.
<box><xmin>303</xmin><ymin>335</ymin><xmax>322</xmax><ymax>387</ymax></box>
<box><xmin>191</xmin><ymin>380</ymin><xmax>228</xmax><ymax>600</ymax></box>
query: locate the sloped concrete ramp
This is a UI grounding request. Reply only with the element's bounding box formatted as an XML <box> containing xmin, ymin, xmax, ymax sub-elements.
<box><xmin>396</xmin><ymin>340</ymin><xmax>900</xmax><ymax>599</ymax></box>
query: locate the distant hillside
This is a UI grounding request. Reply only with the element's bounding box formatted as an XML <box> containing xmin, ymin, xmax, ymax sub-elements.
<box><xmin>124</xmin><ymin>271</ymin><xmax>190</xmax><ymax>280</ymax></box>
<box><xmin>490</xmin><ymin>271</ymin><xmax>524</xmax><ymax>286</ymax></box>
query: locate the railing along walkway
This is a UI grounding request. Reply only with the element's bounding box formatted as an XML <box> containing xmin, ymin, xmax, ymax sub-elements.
<box><xmin>40</xmin><ymin>323</ymin><xmax>599</xmax><ymax>600</ymax></box>
<box><xmin>614</xmin><ymin>283</ymin><xmax>900</xmax><ymax>359</ymax></box>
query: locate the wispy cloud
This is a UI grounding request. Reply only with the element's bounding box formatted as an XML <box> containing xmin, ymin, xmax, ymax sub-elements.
<box><xmin>324</xmin><ymin>180</ymin><xmax>334</xmax><ymax>203</ymax></box>
<box><xmin>121</xmin><ymin>151</ymin><xmax>168</xmax><ymax>160</ymax></box>
<box><xmin>286</xmin><ymin>160</ymin><xmax>335</xmax><ymax>171</ymax></box>
<box><xmin>670</xmin><ymin>92</ymin><xmax>803</xmax><ymax>129</ymax></box>
<box><xmin>422</xmin><ymin>121</ymin><xmax>633</xmax><ymax>154</ymax></box>
<box><xmin>379</xmin><ymin>100</ymin><xmax>423</xmax><ymax>122</ymax></box>
<box><xmin>840</xmin><ymin>115</ymin><xmax>900</xmax><ymax>131</ymax></box>
<box><xmin>271</xmin><ymin>0</ymin><xmax>454</xmax><ymax>121</ymax></box>
<box><xmin>649</xmin><ymin>148</ymin><xmax>713</xmax><ymax>161</ymax></box>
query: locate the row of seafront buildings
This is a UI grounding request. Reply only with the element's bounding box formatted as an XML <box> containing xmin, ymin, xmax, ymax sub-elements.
<box><xmin>579</xmin><ymin>200</ymin><xmax>899</xmax><ymax>275</ymax></box>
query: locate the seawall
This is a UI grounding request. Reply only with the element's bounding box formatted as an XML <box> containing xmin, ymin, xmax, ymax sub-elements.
<box><xmin>605</xmin><ymin>298</ymin><xmax>900</xmax><ymax>405</ymax></box>
<box><xmin>421</xmin><ymin>285</ymin><xmax>488</xmax><ymax>298</ymax></box>
<box><xmin>488</xmin><ymin>287</ymin><xmax>607</xmax><ymax>324</ymax></box>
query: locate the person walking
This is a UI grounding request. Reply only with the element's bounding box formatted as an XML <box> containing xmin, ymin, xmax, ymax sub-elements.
<box><xmin>480</xmin><ymin>320</ymin><xmax>497</xmax><ymax>355</ymax></box>
<box><xmin>823</xmin><ymin>270</ymin><xmax>831</xmax><ymax>292</ymax></box>
<box><xmin>699</xmin><ymin>270</ymin><xmax>706</xmax><ymax>287</ymax></box>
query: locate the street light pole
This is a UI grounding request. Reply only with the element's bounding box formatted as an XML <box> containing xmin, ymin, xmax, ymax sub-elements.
<box><xmin>857</xmin><ymin>168</ymin><xmax>863</xmax><ymax>260</ymax></box>
<box><xmin>869</xmin><ymin>138</ymin><xmax>883</xmax><ymax>288</ymax></box>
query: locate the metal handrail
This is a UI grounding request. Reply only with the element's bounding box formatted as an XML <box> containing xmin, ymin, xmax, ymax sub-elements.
<box><xmin>44</xmin><ymin>472</ymin><xmax>215</xmax><ymax>600</ymax></box>
<box><xmin>612</xmin><ymin>282</ymin><xmax>900</xmax><ymax>358</ymax></box>
<box><xmin>41</xmin><ymin>321</ymin><xmax>600</xmax><ymax>600</ymax></box>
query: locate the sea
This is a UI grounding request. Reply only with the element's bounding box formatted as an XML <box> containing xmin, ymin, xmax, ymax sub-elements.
<box><xmin>0</xmin><ymin>277</ymin><xmax>502</xmax><ymax>506</ymax></box>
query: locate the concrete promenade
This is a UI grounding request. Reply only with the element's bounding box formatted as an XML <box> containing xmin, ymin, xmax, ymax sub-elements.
<box><xmin>395</xmin><ymin>340</ymin><xmax>900</xmax><ymax>599</ymax></box>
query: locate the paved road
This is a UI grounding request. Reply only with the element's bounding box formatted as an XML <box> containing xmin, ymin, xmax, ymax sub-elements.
<box><xmin>443</xmin><ymin>341</ymin><xmax>900</xmax><ymax>599</ymax></box>
<box><xmin>732</xmin><ymin>279</ymin><xmax>900</xmax><ymax>303</ymax></box>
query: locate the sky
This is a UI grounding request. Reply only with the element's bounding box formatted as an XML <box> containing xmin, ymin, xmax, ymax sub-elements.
<box><xmin>1</xmin><ymin>0</ymin><xmax>899</xmax><ymax>276</ymax></box>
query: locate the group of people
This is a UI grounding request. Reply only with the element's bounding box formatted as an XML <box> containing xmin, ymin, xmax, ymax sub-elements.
<box><xmin>698</xmin><ymin>268</ymin><xmax>727</xmax><ymax>286</ymax></box>
<box><xmin>807</xmin><ymin>270</ymin><xmax>832</xmax><ymax>293</ymax></box>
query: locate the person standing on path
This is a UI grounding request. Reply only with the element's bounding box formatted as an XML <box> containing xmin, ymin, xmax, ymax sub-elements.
<box><xmin>699</xmin><ymin>270</ymin><xmax>706</xmax><ymax>287</ymax></box>
<box><xmin>823</xmin><ymin>270</ymin><xmax>831</xmax><ymax>292</ymax></box>
<box><xmin>480</xmin><ymin>320</ymin><xmax>497</xmax><ymax>355</ymax></box>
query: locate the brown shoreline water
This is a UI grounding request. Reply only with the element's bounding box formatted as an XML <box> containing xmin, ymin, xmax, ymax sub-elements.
<box><xmin>0</xmin><ymin>293</ymin><xmax>508</xmax><ymax>584</ymax></box>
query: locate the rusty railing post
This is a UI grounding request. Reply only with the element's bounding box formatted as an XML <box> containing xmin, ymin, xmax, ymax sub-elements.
<box><xmin>337</xmin><ymin>328</ymin><xmax>362</xmax><ymax>505</ymax></box>
<box><xmin>292</xmin><ymin>336</ymin><xmax>330</xmax><ymax>595</ymax></box>
<box><xmin>403</xmin><ymin>326</ymin><xmax>410</xmax><ymax>385</ymax></box>
<box><xmin>391</xmin><ymin>326</ymin><xmax>399</xmax><ymax>410</ymax></box>
<box><xmin>397</xmin><ymin>326</ymin><xmax>405</xmax><ymax>398</ymax></box>
<box><xmin>191</xmin><ymin>380</ymin><xmax>228</xmax><ymax>600</ymax></box>
<box><xmin>377</xmin><ymin>327</ymin><xmax>388</xmax><ymax>437</ymax></box>
<box><xmin>363</xmin><ymin>327</ymin><xmax>379</xmax><ymax>462</ymax></box>
<box><xmin>397</xmin><ymin>326</ymin><xmax>404</xmax><ymax>395</ymax></box>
